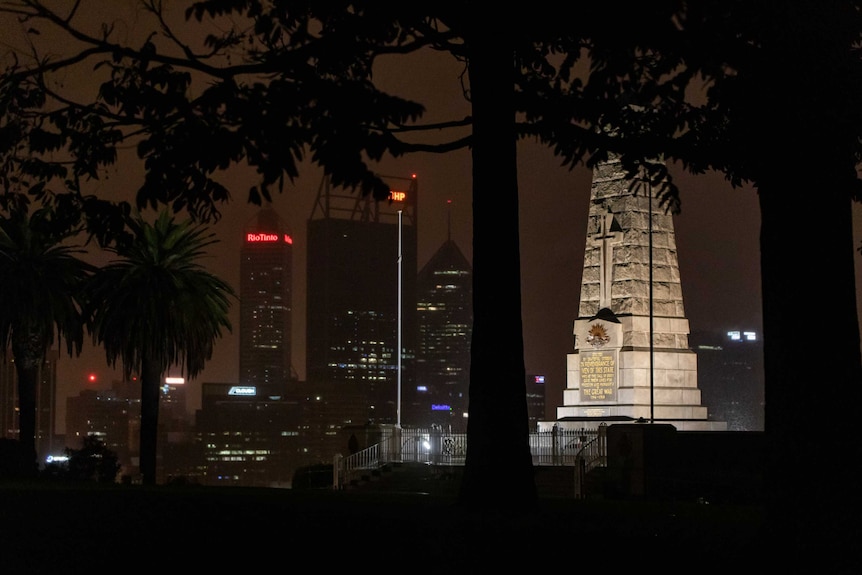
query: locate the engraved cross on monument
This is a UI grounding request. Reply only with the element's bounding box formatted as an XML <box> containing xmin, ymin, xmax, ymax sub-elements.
<box><xmin>591</xmin><ymin>209</ymin><xmax>623</xmax><ymax>310</ymax></box>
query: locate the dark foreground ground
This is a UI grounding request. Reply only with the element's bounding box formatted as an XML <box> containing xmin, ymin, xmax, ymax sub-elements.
<box><xmin>0</xmin><ymin>480</ymin><xmax>765</xmax><ymax>575</ymax></box>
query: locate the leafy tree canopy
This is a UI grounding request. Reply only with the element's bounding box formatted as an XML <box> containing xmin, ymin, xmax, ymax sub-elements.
<box><xmin>0</xmin><ymin>1</ymin><xmax>714</xmax><ymax>239</ymax></box>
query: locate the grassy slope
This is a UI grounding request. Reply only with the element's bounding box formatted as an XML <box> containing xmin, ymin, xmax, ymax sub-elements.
<box><xmin>0</xmin><ymin>481</ymin><xmax>764</xmax><ymax>574</ymax></box>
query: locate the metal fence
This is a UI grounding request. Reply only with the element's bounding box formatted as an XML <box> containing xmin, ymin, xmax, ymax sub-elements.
<box><xmin>334</xmin><ymin>425</ymin><xmax>607</xmax><ymax>490</ymax></box>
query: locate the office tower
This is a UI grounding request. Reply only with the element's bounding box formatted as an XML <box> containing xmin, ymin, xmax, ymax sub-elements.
<box><xmin>190</xmin><ymin>206</ymin><xmax>299</xmax><ymax>486</ymax></box>
<box><xmin>525</xmin><ymin>374</ymin><xmax>546</xmax><ymax>431</ymax></box>
<box><xmin>306</xmin><ymin>175</ymin><xmax>418</xmax><ymax>426</ymax></box>
<box><xmin>691</xmin><ymin>329</ymin><xmax>765</xmax><ymax>431</ymax></box>
<box><xmin>239</xmin><ymin>206</ymin><xmax>294</xmax><ymax>391</ymax></box>
<box><xmin>159</xmin><ymin>376</ymin><xmax>190</xmax><ymax>428</ymax></box>
<box><xmin>0</xmin><ymin>346</ymin><xmax>59</xmax><ymax>463</ymax></box>
<box><xmin>195</xmin><ymin>382</ymin><xmax>303</xmax><ymax>487</ymax></box>
<box><xmin>65</xmin><ymin>387</ymin><xmax>137</xmax><ymax>476</ymax></box>
<box><xmin>65</xmin><ymin>376</ymin><xmax>197</xmax><ymax>483</ymax></box>
<box><xmin>412</xmin><ymin>234</ymin><xmax>472</xmax><ymax>430</ymax></box>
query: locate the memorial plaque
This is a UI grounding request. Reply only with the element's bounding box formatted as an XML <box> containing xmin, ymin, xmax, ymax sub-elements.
<box><xmin>579</xmin><ymin>350</ymin><xmax>617</xmax><ymax>401</ymax></box>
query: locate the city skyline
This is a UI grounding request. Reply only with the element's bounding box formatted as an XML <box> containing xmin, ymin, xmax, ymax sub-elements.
<box><xmin>55</xmin><ymin>157</ymin><xmax>779</xmax><ymax>429</ymax></box>
<box><xmin>39</xmin><ymin>26</ymin><xmax>862</xmax><ymax>431</ymax></box>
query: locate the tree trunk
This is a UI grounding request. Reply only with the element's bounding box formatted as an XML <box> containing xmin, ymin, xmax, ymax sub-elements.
<box><xmin>759</xmin><ymin>167</ymin><xmax>862</xmax><ymax>566</ymax></box>
<box><xmin>723</xmin><ymin>7</ymin><xmax>862</xmax><ymax>566</ymax></box>
<box><xmin>11</xmin><ymin>329</ymin><xmax>44</xmax><ymax>476</ymax></box>
<box><xmin>139</xmin><ymin>357</ymin><xmax>162</xmax><ymax>486</ymax></box>
<box><xmin>457</xmin><ymin>22</ymin><xmax>537</xmax><ymax>511</ymax></box>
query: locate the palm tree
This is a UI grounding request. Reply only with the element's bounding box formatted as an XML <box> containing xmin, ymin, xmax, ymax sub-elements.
<box><xmin>0</xmin><ymin>206</ymin><xmax>93</xmax><ymax>475</ymax></box>
<box><xmin>87</xmin><ymin>210</ymin><xmax>236</xmax><ymax>485</ymax></box>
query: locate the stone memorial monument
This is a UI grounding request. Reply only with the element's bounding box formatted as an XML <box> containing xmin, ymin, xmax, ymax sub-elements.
<box><xmin>544</xmin><ymin>155</ymin><xmax>726</xmax><ymax>432</ymax></box>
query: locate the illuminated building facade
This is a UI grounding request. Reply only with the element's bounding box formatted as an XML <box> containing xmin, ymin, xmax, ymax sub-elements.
<box><xmin>195</xmin><ymin>382</ymin><xmax>304</xmax><ymax>487</ymax></box>
<box><xmin>0</xmin><ymin>346</ymin><xmax>59</xmax><ymax>463</ymax></box>
<box><xmin>186</xmin><ymin>206</ymin><xmax>313</xmax><ymax>487</ymax></box>
<box><xmin>65</xmin><ymin>387</ymin><xmax>137</xmax><ymax>476</ymax></box>
<box><xmin>411</xmin><ymin>236</ymin><xmax>472</xmax><ymax>430</ymax></box>
<box><xmin>691</xmin><ymin>329</ymin><xmax>765</xmax><ymax>431</ymax></box>
<box><xmin>525</xmin><ymin>374</ymin><xmax>547</xmax><ymax>431</ymax></box>
<box><xmin>158</xmin><ymin>376</ymin><xmax>189</xmax><ymax>428</ymax></box>
<box><xmin>306</xmin><ymin>175</ymin><xmax>418</xmax><ymax>426</ymax></box>
<box><xmin>240</xmin><ymin>206</ymin><xmax>294</xmax><ymax>391</ymax></box>
<box><xmin>64</xmin><ymin>376</ymin><xmax>193</xmax><ymax>482</ymax></box>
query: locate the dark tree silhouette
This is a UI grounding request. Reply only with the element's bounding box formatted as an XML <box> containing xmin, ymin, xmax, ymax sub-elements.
<box><xmin>681</xmin><ymin>3</ymin><xmax>862</xmax><ymax>564</ymax></box>
<box><xmin>549</xmin><ymin>2</ymin><xmax>862</xmax><ymax>563</ymax></box>
<box><xmin>0</xmin><ymin>205</ymin><xmax>92</xmax><ymax>473</ymax></box>
<box><xmin>0</xmin><ymin>2</ymin><xmax>543</xmax><ymax>503</ymax></box>
<box><xmin>87</xmin><ymin>210</ymin><xmax>235</xmax><ymax>485</ymax></box>
<box><xmin>438</xmin><ymin>12</ymin><xmax>538</xmax><ymax>509</ymax></box>
<box><xmin>65</xmin><ymin>435</ymin><xmax>121</xmax><ymax>483</ymax></box>
<box><xmin>2</xmin><ymin>6</ymin><xmax>861</xmax><ymax>544</ymax></box>
<box><xmin>0</xmin><ymin>437</ymin><xmax>34</xmax><ymax>478</ymax></box>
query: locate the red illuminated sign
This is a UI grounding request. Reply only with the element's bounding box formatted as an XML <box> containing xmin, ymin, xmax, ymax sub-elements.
<box><xmin>246</xmin><ymin>232</ymin><xmax>293</xmax><ymax>244</ymax></box>
<box><xmin>247</xmin><ymin>233</ymin><xmax>277</xmax><ymax>242</ymax></box>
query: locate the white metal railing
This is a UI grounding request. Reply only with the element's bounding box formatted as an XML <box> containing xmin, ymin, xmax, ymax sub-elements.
<box><xmin>333</xmin><ymin>425</ymin><xmax>607</xmax><ymax>490</ymax></box>
<box><xmin>529</xmin><ymin>425</ymin><xmax>606</xmax><ymax>466</ymax></box>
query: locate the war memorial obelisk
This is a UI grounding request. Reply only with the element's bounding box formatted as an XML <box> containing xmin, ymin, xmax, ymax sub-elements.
<box><xmin>545</xmin><ymin>156</ymin><xmax>726</xmax><ymax>432</ymax></box>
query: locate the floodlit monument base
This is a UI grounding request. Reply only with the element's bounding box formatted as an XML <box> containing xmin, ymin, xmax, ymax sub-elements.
<box><xmin>538</xmin><ymin>418</ymin><xmax>727</xmax><ymax>433</ymax></box>
<box><xmin>538</xmin><ymin>313</ymin><xmax>726</xmax><ymax>432</ymax></box>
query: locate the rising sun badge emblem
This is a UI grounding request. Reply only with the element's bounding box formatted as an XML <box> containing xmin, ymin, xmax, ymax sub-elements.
<box><xmin>586</xmin><ymin>323</ymin><xmax>610</xmax><ymax>348</ymax></box>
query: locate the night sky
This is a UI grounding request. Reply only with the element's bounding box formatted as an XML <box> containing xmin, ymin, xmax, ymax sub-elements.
<box><xmin>4</xmin><ymin>4</ymin><xmax>858</xmax><ymax>427</ymax></box>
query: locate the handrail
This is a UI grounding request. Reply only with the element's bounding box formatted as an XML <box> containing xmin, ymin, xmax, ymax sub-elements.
<box><xmin>333</xmin><ymin>425</ymin><xmax>609</xmax><ymax>491</ymax></box>
<box><xmin>573</xmin><ymin>424</ymin><xmax>607</xmax><ymax>498</ymax></box>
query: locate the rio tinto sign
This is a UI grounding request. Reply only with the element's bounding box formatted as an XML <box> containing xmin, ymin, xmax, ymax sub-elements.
<box><xmin>246</xmin><ymin>232</ymin><xmax>293</xmax><ymax>244</ymax></box>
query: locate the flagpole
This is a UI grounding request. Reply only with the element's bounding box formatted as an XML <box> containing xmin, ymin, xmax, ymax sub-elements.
<box><xmin>648</xmin><ymin>172</ymin><xmax>655</xmax><ymax>424</ymax></box>
<box><xmin>397</xmin><ymin>209</ymin><xmax>403</xmax><ymax>428</ymax></box>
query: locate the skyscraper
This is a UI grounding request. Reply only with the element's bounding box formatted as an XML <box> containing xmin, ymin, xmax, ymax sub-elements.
<box><xmin>239</xmin><ymin>206</ymin><xmax>294</xmax><ymax>391</ymax></box>
<box><xmin>196</xmin><ymin>382</ymin><xmax>302</xmax><ymax>487</ymax></box>
<box><xmin>525</xmin><ymin>374</ymin><xmax>546</xmax><ymax>431</ymax></box>
<box><xmin>412</xmin><ymin>231</ymin><xmax>472</xmax><ymax>430</ymax></box>
<box><xmin>0</xmin><ymin>346</ymin><xmax>59</xmax><ymax>463</ymax></box>
<box><xmin>192</xmin><ymin>206</ymin><xmax>304</xmax><ymax>487</ymax></box>
<box><xmin>306</xmin><ymin>175</ymin><xmax>418</xmax><ymax>426</ymax></box>
<box><xmin>65</xmin><ymin>387</ymin><xmax>137</xmax><ymax>477</ymax></box>
<box><xmin>691</xmin><ymin>329</ymin><xmax>764</xmax><ymax>431</ymax></box>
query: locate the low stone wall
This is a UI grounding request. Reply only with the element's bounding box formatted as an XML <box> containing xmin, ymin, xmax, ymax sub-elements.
<box><xmin>604</xmin><ymin>424</ymin><xmax>765</xmax><ymax>504</ymax></box>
